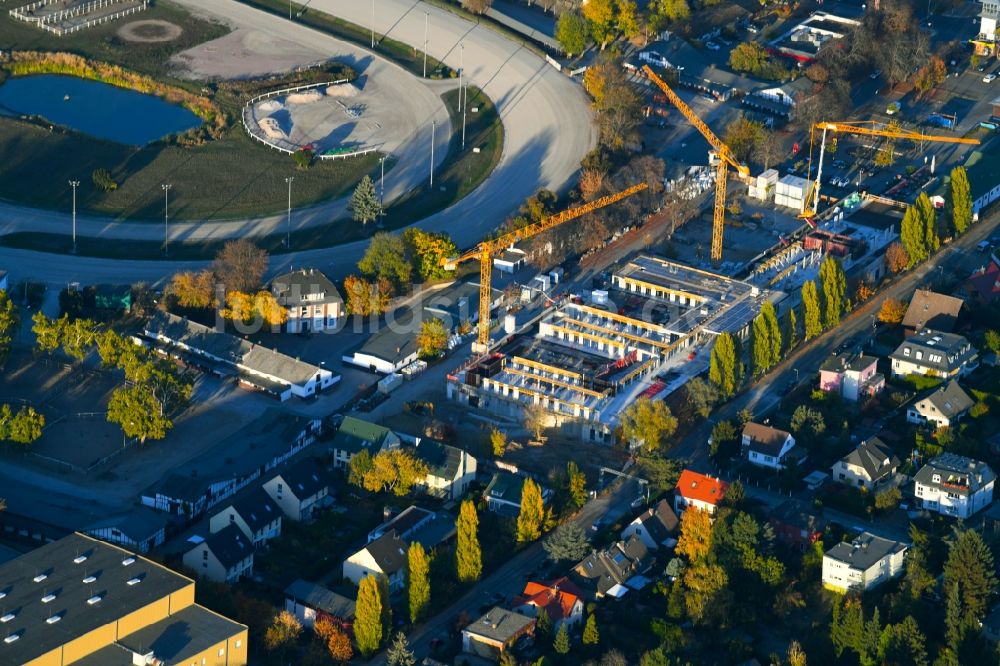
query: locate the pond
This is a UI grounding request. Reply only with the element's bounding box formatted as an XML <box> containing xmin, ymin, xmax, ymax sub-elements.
<box><xmin>0</xmin><ymin>74</ymin><xmax>202</xmax><ymax>145</ymax></box>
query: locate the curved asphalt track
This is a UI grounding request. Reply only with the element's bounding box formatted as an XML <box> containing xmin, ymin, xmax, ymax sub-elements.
<box><xmin>0</xmin><ymin>0</ymin><xmax>596</xmax><ymax>286</ymax></box>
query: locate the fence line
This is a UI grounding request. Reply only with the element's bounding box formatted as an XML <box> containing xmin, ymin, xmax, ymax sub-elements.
<box><xmin>241</xmin><ymin>78</ymin><xmax>379</xmax><ymax>160</ymax></box>
<box><xmin>9</xmin><ymin>0</ymin><xmax>147</xmax><ymax>35</ymax></box>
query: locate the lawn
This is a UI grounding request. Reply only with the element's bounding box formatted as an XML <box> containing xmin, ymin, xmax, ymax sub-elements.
<box><xmin>0</xmin><ymin>1</ymin><xmax>230</xmax><ymax>83</ymax></box>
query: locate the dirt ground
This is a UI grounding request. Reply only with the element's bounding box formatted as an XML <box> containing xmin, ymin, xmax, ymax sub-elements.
<box><xmin>117</xmin><ymin>19</ymin><xmax>183</xmax><ymax>43</ymax></box>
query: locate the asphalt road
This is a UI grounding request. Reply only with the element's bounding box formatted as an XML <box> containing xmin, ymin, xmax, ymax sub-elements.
<box><xmin>367</xmin><ymin>478</ymin><xmax>641</xmax><ymax>665</ymax></box>
<box><xmin>0</xmin><ymin>0</ymin><xmax>595</xmax><ymax>287</ymax></box>
<box><xmin>672</xmin><ymin>207</ymin><xmax>1000</xmax><ymax>473</ymax></box>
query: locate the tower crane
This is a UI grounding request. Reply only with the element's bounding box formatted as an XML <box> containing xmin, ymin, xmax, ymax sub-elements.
<box><xmin>642</xmin><ymin>64</ymin><xmax>750</xmax><ymax>262</ymax></box>
<box><xmin>802</xmin><ymin>120</ymin><xmax>980</xmax><ymax>221</ymax></box>
<box><xmin>443</xmin><ymin>183</ymin><xmax>648</xmax><ymax>352</ymax></box>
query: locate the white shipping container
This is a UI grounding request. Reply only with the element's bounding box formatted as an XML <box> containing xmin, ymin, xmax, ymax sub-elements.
<box><xmin>592</xmin><ymin>289</ymin><xmax>609</xmax><ymax>305</ymax></box>
<box><xmin>378</xmin><ymin>373</ymin><xmax>403</xmax><ymax>394</ymax></box>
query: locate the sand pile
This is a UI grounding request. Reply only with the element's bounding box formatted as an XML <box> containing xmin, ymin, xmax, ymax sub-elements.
<box><xmin>258</xmin><ymin>117</ymin><xmax>287</xmax><ymax>141</ymax></box>
<box><xmin>326</xmin><ymin>83</ymin><xmax>360</xmax><ymax>98</ymax></box>
<box><xmin>257</xmin><ymin>99</ymin><xmax>283</xmax><ymax>113</ymax></box>
<box><xmin>286</xmin><ymin>89</ymin><xmax>323</xmax><ymax>104</ymax></box>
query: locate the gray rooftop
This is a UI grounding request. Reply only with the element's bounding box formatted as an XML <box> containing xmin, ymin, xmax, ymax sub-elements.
<box><xmin>271</xmin><ymin>458</ymin><xmax>330</xmax><ymax>501</ymax></box>
<box><xmin>83</xmin><ymin>507</ymin><xmax>170</xmax><ymax>543</ymax></box>
<box><xmin>270</xmin><ymin>268</ymin><xmax>343</xmax><ymax>308</ymax></box>
<box><xmin>890</xmin><ymin>329</ymin><xmax>977</xmax><ymax>373</ymax></box>
<box><xmin>200</xmin><ymin>524</ymin><xmax>252</xmax><ymax>569</ymax></box>
<box><xmin>821</xmin><ymin>351</ymin><xmax>879</xmax><ymax>373</ymax></box>
<box><xmin>360</xmin><ymin>532</ymin><xmax>408</xmax><ymax>576</ymax></box>
<box><xmin>902</xmin><ymin>289</ymin><xmax>963</xmax><ymax>332</ymax></box>
<box><xmin>284</xmin><ymin>579</ymin><xmax>355</xmax><ymax>619</ymax></box>
<box><xmin>914</xmin><ymin>453</ymin><xmax>996</xmax><ymax>496</ymax></box>
<box><xmin>413</xmin><ymin>440</ymin><xmax>468</xmax><ymax>480</ymax></box>
<box><xmin>841</xmin><ymin>437</ymin><xmax>899</xmax><ymax>481</ymax></box>
<box><xmin>916</xmin><ymin>380</ymin><xmax>976</xmax><ymax>420</ymax></box>
<box><xmin>825</xmin><ymin>532</ymin><xmax>906</xmax><ymax>570</ymax></box>
<box><xmin>0</xmin><ymin>533</ymin><xmax>192</xmax><ymax>665</ymax></box>
<box><xmin>225</xmin><ymin>488</ymin><xmax>281</xmax><ymax>534</ymax></box>
<box><xmin>116</xmin><ymin>605</ymin><xmax>244</xmax><ymax>664</ymax></box>
<box><xmin>464</xmin><ymin>607</ymin><xmax>535</xmax><ymax>643</ymax></box>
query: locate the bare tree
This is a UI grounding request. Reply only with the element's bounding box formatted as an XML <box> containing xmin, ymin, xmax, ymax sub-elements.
<box><xmin>213</xmin><ymin>240</ymin><xmax>268</xmax><ymax>294</ymax></box>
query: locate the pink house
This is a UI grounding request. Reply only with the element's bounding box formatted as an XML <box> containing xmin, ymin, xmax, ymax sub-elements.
<box><xmin>819</xmin><ymin>352</ymin><xmax>884</xmax><ymax>402</ymax></box>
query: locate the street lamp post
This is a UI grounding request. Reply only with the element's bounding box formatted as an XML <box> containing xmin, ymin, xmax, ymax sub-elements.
<box><xmin>68</xmin><ymin>180</ymin><xmax>79</xmax><ymax>254</ymax></box>
<box><xmin>285</xmin><ymin>176</ymin><xmax>294</xmax><ymax>249</ymax></box>
<box><xmin>371</xmin><ymin>0</ymin><xmax>375</xmax><ymax>48</ymax></box>
<box><xmin>461</xmin><ymin>85</ymin><xmax>467</xmax><ymax>150</ymax></box>
<box><xmin>379</xmin><ymin>155</ymin><xmax>386</xmax><ymax>209</ymax></box>
<box><xmin>161</xmin><ymin>184</ymin><xmax>171</xmax><ymax>256</ymax></box>
<box><xmin>458</xmin><ymin>42</ymin><xmax>464</xmax><ymax>112</ymax></box>
<box><xmin>423</xmin><ymin>11</ymin><xmax>429</xmax><ymax>78</ymax></box>
<box><xmin>430</xmin><ymin>121</ymin><xmax>436</xmax><ymax>187</ymax></box>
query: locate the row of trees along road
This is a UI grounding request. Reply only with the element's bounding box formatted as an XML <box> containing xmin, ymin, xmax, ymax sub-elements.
<box><xmin>0</xmin><ymin>289</ymin><xmax>42</xmax><ymax>446</ymax></box>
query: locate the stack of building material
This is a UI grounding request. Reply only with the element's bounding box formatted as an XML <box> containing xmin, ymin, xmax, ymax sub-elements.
<box><xmin>775</xmin><ymin>174</ymin><xmax>809</xmax><ymax>212</ymax></box>
<box><xmin>749</xmin><ymin>169</ymin><xmax>779</xmax><ymax>201</ymax></box>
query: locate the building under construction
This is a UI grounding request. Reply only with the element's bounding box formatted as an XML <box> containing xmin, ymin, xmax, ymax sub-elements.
<box><xmin>447</xmin><ymin>255</ymin><xmax>780</xmax><ymax>442</ymax></box>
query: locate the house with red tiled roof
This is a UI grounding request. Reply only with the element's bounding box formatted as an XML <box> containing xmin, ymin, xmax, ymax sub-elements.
<box><xmin>963</xmin><ymin>255</ymin><xmax>1000</xmax><ymax>304</ymax></box>
<box><xmin>512</xmin><ymin>578</ymin><xmax>585</xmax><ymax>629</ymax></box>
<box><xmin>674</xmin><ymin>470</ymin><xmax>728</xmax><ymax>516</ymax></box>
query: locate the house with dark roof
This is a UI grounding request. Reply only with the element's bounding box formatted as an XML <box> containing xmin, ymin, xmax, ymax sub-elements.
<box><xmin>768</xmin><ymin>499</ymin><xmax>827</xmax><ymax>550</ymax></box>
<box><xmin>269</xmin><ymin>267</ymin><xmax>344</xmax><ymax>333</ymax></box>
<box><xmin>342</xmin><ymin>531</ymin><xmax>409</xmax><ymax>592</ymax></box>
<box><xmin>263</xmin><ymin>458</ymin><xmax>334</xmax><ymax>521</ymax></box>
<box><xmin>742</xmin><ymin>422</ymin><xmax>796</xmax><ymax>470</ymax></box>
<box><xmin>832</xmin><ymin>437</ymin><xmax>900</xmax><ymax>491</ymax></box>
<box><xmin>284</xmin><ymin>579</ymin><xmax>355</xmax><ymax>629</ymax></box>
<box><xmin>330</xmin><ymin>415</ymin><xmax>400</xmax><ymax>469</ymax></box>
<box><xmin>963</xmin><ymin>254</ymin><xmax>1000</xmax><ymax>303</ymax></box>
<box><xmin>902</xmin><ymin>289</ymin><xmax>963</xmax><ymax>335</ymax></box>
<box><xmin>143</xmin><ymin>311</ymin><xmax>339</xmax><ymax>400</ymax></box>
<box><xmin>674</xmin><ymin>470</ymin><xmax>728</xmax><ymax>515</ymax></box>
<box><xmin>822</xmin><ymin>531</ymin><xmax>907</xmax><ymax>592</ymax></box>
<box><xmin>573</xmin><ymin>535</ymin><xmax>652</xmax><ymax>598</ymax></box>
<box><xmin>412</xmin><ymin>439</ymin><xmax>477</xmax><ymax>500</ymax></box>
<box><xmin>483</xmin><ymin>473</ymin><xmax>552</xmax><ymax>517</ymax></box>
<box><xmin>620</xmin><ymin>499</ymin><xmax>679</xmax><ymax>550</ymax></box>
<box><xmin>209</xmin><ymin>488</ymin><xmax>282</xmax><ymax>548</ymax></box>
<box><xmin>819</xmin><ymin>351</ymin><xmax>884</xmax><ymax>402</ymax></box>
<box><xmin>0</xmin><ymin>532</ymin><xmax>247</xmax><ymax>666</ymax></box>
<box><xmin>906</xmin><ymin>380</ymin><xmax>976</xmax><ymax>429</ymax></box>
<box><xmin>462</xmin><ymin>607</ymin><xmax>536</xmax><ymax>660</ymax></box>
<box><xmin>890</xmin><ymin>329</ymin><xmax>978</xmax><ymax>379</ymax></box>
<box><xmin>512</xmin><ymin>578</ymin><xmax>584</xmax><ymax>629</ymax></box>
<box><xmin>367</xmin><ymin>505</ymin><xmax>456</xmax><ymax>551</ymax></box>
<box><xmin>182</xmin><ymin>524</ymin><xmax>255</xmax><ymax>584</ymax></box>
<box><xmin>914</xmin><ymin>453</ymin><xmax>995</xmax><ymax>518</ymax></box>
<box><xmin>140</xmin><ymin>410</ymin><xmax>321</xmax><ymax>517</ymax></box>
<box><xmin>84</xmin><ymin>507</ymin><xmax>170</xmax><ymax>554</ymax></box>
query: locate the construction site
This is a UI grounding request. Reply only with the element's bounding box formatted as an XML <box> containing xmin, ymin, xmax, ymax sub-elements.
<box><xmin>447</xmin><ymin>255</ymin><xmax>781</xmax><ymax>442</ymax></box>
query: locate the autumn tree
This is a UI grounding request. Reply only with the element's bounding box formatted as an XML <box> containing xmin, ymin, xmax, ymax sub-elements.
<box><xmin>316</xmin><ymin>621</ymin><xmax>353</xmax><ymax>663</ymax></box>
<box><xmin>264</xmin><ymin>610</ymin><xmax>302</xmax><ymax>655</ymax></box>
<box><xmin>456</xmin><ymin>499</ymin><xmax>482</xmax><ymax>582</ymax></box>
<box><xmin>615</xmin><ymin>0</ymin><xmax>640</xmax><ymax>39</ymax></box>
<box><xmin>490</xmin><ymin>427</ymin><xmax>507</xmax><ymax>457</ymax></box>
<box><xmin>583</xmin><ymin>613</ymin><xmax>600</xmax><ymax>645</ymax></box>
<box><xmin>0</xmin><ymin>404</ymin><xmax>45</xmax><ymax>445</ymax></box>
<box><xmin>524</xmin><ymin>402</ymin><xmax>548</xmax><ymax>441</ymax></box>
<box><xmin>407</xmin><ymin>541</ymin><xmax>430</xmax><ymax>623</ymax></box>
<box><xmin>885</xmin><ymin>242</ymin><xmax>909</xmax><ymax>274</ymax></box>
<box><xmin>358</xmin><ymin>232</ymin><xmax>412</xmax><ymax>290</ymax></box>
<box><xmin>221</xmin><ymin>291</ymin><xmax>287</xmax><ymax>326</ymax></box>
<box><xmin>403</xmin><ymin>228</ymin><xmax>458</xmax><ymax>282</ymax></box>
<box><xmin>213</xmin><ymin>239</ymin><xmax>267</xmax><ymax>294</ymax></box>
<box><xmin>554</xmin><ymin>622</ymin><xmax>571</xmax><ymax>655</ymax></box>
<box><xmin>517</xmin><ymin>477</ymin><xmax>547</xmax><ymax>542</ymax></box>
<box><xmin>460</xmin><ymin>0</ymin><xmax>493</xmax><ymax>13</ymax></box>
<box><xmin>649</xmin><ymin>0</ymin><xmax>689</xmax><ymax>26</ymax></box>
<box><xmin>362</xmin><ymin>449</ymin><xmax>429</xmax><ymax>496</ymax></box>
<box><xmin>878</xmin><ymin>298</ymin><xmax>906</xmax><ymax>324</ymax></box>
<box><xmin>351</xmin><ymin>174</ymin><xmax>382</xmax><ymax>225</ymax></box>
<box><xmin>802</xmin><ymin>279</ymin><xmax>823</xmax><ymax>340</ymax></box>
<box><xmin>819</xmin><ymin>256</ymin><xmax>847</xmax><ymax>328</ymax></box>
<box><xmin>566</xmin><ymin>460</ymin><xmax>588</xmax><ymax>509</ymax></box>
<box><xmin>676</xmin><ymin>508</ymin><xmax>712</xmax><ymax>562</ymax></box>
<box><xmin>751</xmin><ymin>314</ymin><xmax>772</xmax><ymax>377</ymax></box>
<box><xmin>416</xmin><ymin>318</ymin><xmax>449</xmax><ymax>359</ymax></box>
<box><xmin>724</xmin><ymin>118</ymin><xmax>766</xmax><ymax>163</ymax></box>
<box><xmin>916</xmin><ymin>192</ymin><xmax>939</xmax><ymax>254</ymax></box>
<box><xmin>556</xmin><ymin>11</ymin><xmax>588</xmax><ymax>54</ymax></box>
<box><xmin>579</xmin><ymin>168</ymin><xmax>606</xmax><ymax>201</ymax></box>
<box><xmin>348</xmin><ymin>448</ymin><xmax>373</xmax><ymax>487</ymax></box>
<box><xmin>0</xmin><ymin>290</ymin><xmax>18</xmax><ymax>368</ymax></box>
<box><xmin>855</xmin><ymin>280</ymin><xmax>876</xmax><ymax>304</ymax></box>
<box><xmin>354</xmin><ymin>575</ymin><xmax>386</xmax><ymax>657</ymax></box>
<box><xmin>343</xmin><ymin>275</ymin><xmax>392</xmax><ymax>317</ymax></box>
<box><xmin>168</xmin><ymin>270</ymin><xmax>215</xmax><ymax>308</ymax></box>
<box><xmin>709</xmin><ymin>332</ymin><xmax>741</xmax><ymax>397</ymax></box>
<box><xmin>619</xmin><ymin>398</ymin><xmax>677</xmax><ymax>450</ymax></box>
<box><xmin>582</xmin><ymin>0</ymin><xmax>615</xmax><ymax>49</ymax></box>
<box><xmin>913</xmin><ymin>55</ymin><xmax>946</xmax><ymax>96</ymax></box>
<box><xmin>950</xmin><ymin>166</ymin><xmax>972</xmax><ymax>236</ymax></box>
<box><xmin>107</xmin><ymin>385</ymin><xmax>174</xmax><ymax>444</ymax></box>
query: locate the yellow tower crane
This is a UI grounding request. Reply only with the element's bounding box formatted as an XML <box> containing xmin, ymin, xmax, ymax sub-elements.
<box><xmin>802</xmin><ymin>120</ymin><xmax>980</xmax><ymax>221</ymax></box>
<box><xmin>444</xmin><ymin>183</ymin><xmax>648</xmax><ymax>352</ymax></box>
<box><xmin>642</xmin><ymin>64</ymin><xmax>750</xmax><ymax>262</ymax></box>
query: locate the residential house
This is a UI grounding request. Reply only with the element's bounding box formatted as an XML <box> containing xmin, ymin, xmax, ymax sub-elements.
<box><xmin>141</xmin><ymin>410</ymin><xmax>321</xmax><ymax>516</ymax></box>
<box><xmin>963</xmin><ymin>254</ymin><xmax>1000</xmax><ymax>303</ymax></box>
<box><xmin>889</xmin><ymin>329</ymin><xmax>978</xmax><ymax>379</ymax></box>
<box><xmin>768</xmin><ymin>499</ymin><xmax>827</xmax><ymax>550</ymax></box>
<box><xmin>143</xmin><ymin>311</ymin><xmax>339</xmax><ymax>400</ymax></box>
<box><xmin>902</xmin><ymin>289</ymin><xmax>963</xmax><ymax>335</ymax></box>
<box><xmin>367</xmin><ymin>505</ymin><xmax>456</xmax><ymax>551</ymax></box>
<box><xmin>674</xmin><ymin>470</ymin><xmax>728</xmax><ymax>516</ymax></box>
<box><xmin>638</xmin><ymin>41</ymin><xmax>676</xmax><ymax>69</ymax></box>
<box><xmin>822</xmin><ymin>532</ymin><xmax>907</xmax><ymax>592</ymax></box>
<box><xmin>182</xmin><ymin>524</ymin><xmax>254</xmax><ymax>584</ymax></box>
<box><xmin>819</xmin><ymin>352</ymin><xmax>885</xmax><ymax>402</ymax></box>
<box><xmin>284</xmin><ymin>579</ymin><xmax>356</xmax><ymax>630</ymax></box>
<box><xmin>832</xmin><ymin>437</ymin><xmax>900</xmax><ymax>491</ymax></box>
<box><xmin>913</xmin><ymin>453</ymin><xmax>996</xmax><ymax>518</ymax></box>
<box><xmin>263</xmin><ymin>458</ymin><xmax>333</xmax><ymax>522</ymax></box>
<box><xmin>0</xmin><ymin>533</ymin><xmax>248</xmax><ymax>666</ymax></box>
<box><xmin>462</xmin><ymin>607</ymin><xmax>535</xmax><ymax>661</ymax></box>
<box><xmin>84</xmin><ymin>507</ymin><xmax>170</xmax><ymax>554</ymax></box>
<box><xmin>512</xmin><ymin>578</ymin><xmax>585</xmax><ymax>629</ymax></box>
<box><xmin>483</xmin><ymin>473</ymin><xmax>552</xmax><ymax>517</ymax></box>
<box><xmin>742</xmin><ymin>422</ymin><xmax>797</xmax><ymax>470</ymax></box>
<box><xmin>330</xmin><ymin>415</ymin><xmax>400</xmax><ymax>469</ymax></box>
<box><xmin>342</xmin><ymin>531</ymin><xmax>409</xmax><ymax>593</ymax></box>
<box><xmin>574</xmin><ymin>535</ymin><xmax>652</xmax><ymax>598</ymax></box>
<box><xmin>620</xmin><ymin>499</ymin><xmax>679</xmax><ymax>550</ymax></box>
<box><xmin>209</xmin><ymin>488</ymin><xmax>282</xmax><ymax>548</ymax></box>
<box><xmin>412</xmin><ymin>439</ymin><xmax>477</xmax><ymax>500</ymax></box>
<box><xmin>906</xmin><ymin>380</ymin><xmax>976</xmax><ymax>429</ymax></box>
<box><xmin>270</xmin><ymin>267</ymin><xmax>344</xmax><ymax>333</ymax></box>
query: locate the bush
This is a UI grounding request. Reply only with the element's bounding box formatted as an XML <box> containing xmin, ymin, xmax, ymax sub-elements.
<box><xmin>874</xmin><ymin>486</ymin><xmax>902</xmax><ymax>511</ymax></box>
<box><xmin>900</xmin><ymin>374</ymin><xmax>943</xmax><ymax>392</ymax></box>
<box><xmin>971</xmin><ymin>402</ymin><xmax>990</xmax><ymax>418</ymax></box>
<box><xmin>292</xmin><ymin>149</ymin><xmax>314</xmax><ymax>169</ymax></box>
<box><xmin>92</xmin><ymin>168</ymin><xmax>117</xmax><ymax>192</ymax></box>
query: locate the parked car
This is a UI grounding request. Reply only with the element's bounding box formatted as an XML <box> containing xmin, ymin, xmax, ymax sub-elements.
<box><xmin>984</xmin><ymin>73</ymin><xmax>997</xmax><ymax>83</ymax></box>
<box><xmin>706</xmin><ymin>42</ymin><xmax>721</xmax><ymax>51</ymax></box>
